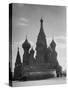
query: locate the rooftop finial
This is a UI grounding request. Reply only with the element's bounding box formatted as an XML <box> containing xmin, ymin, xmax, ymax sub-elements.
<box><xmin>52</xmin><ymin>34</ymin><xmax>55</xmax><ymax>42</ymax></box>
<box><xmin>25</xmin><ymin>35</ymin><xmax>28</xmax><ymax>42</ymax></box>
<box><xmin>18</xmin><ymin>47</ymin><xmax>19</xmax><ymax>51</ymax></box>
<box><xmin>26</xmin><ymin>35</ymin><xmax>27</xmax><ymax>40</ymax></box>
<box><xmin>52</xmin><ymin>35</ymin><xmax>54</xmax><ymax>40</ymax></box>
<box><xmin>40</xmin><ymin>17</ymin><xmax>43</xmax><ymax>30</ymax></box>
<box><xmin>40</xmin><ymin>17</ymin><xmax>43</xmax><ymax>22</ymax></box>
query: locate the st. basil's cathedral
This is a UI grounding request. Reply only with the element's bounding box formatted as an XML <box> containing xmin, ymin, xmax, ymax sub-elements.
<box><xmin>14</xmin><ymin>18</ymin><xmax>62</xmax><ymax>81</ymax></box>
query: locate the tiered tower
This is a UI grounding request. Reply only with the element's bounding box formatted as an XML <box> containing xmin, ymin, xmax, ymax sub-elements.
<box><xmin>14</xmin><ymin>48</ymin><xmax>22</xmax><ymax>80</ymax></box>
<box><xmin>22</xmin><ymin>36</ymin><xmax>31</xmax><ymax>65</ymax></box>
<box><xmin>36</xmin><ymin>18</ymin><xmax>47</xmax><ymax>64</ymax></box>
<box><xmin>15</xmin><ymin>48</ymin><xmax>22</xmax><ymax>66</ymax></box>
<box><xmin>50</xmin><ymin>39</ymin><xmax>58</xmax><ymax>65</ymax></box>
<box><xmin>50</xmin><ymin>39</ymin><xmax>62</xmax><ymax>77</ymax></box>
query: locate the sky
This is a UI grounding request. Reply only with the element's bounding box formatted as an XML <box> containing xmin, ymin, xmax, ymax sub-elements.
<box><xmin>12</xmin><ymin>3</ymin><xmax>66</xmax><ymax>72</ymax></box>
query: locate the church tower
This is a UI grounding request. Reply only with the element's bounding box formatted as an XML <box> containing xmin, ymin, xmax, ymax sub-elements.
<box><xmin>36</xmin><ymin>18</ymin><xmax>47</xmax><ymax>64</ymax></box>
<box><xmin>22</xmin><ymin>36</ymin><xmax>31</xmax><ymax>65</ymax></box>
<box><xmin>15</xmin><ymin>47</ymin><xmax>21</xmax><ymax>67</ymax></box>
<box><xmin>50</xmin><ymin>39</ymin><xmax>62</xmax><ymax>77</ymax></box>
<box><xmin>50</xmin><ymin>39</ymin><xmax>57</xmax><ymax>64</ymax></box>
<box><xmin>14</xmin><ymin>47</ymin><xmax>22</xmax><ymax>80</ymax></box>
<box><xmin>50</xmin><ymin>39</ymin><xmax>56</xmax><ymax>51</ymax></box>
<box><xmin>36</xmin><ymin>18</ymin><xmax>47</xmax><ymax>48</ymax></box>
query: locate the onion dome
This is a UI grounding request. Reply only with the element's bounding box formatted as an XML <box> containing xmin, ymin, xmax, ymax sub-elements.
<box><xmin>22</xmin><ymin>36</ymin><xmax>31</xmax><ymax>50</ymax></box>
<box><xmin>48</xmin><ymin>46</ymin><xmax>52</xmax><ymax>53</ymax></box>
<box><xmin>50</xmin><ymin>39</ymin><xmax>56</xmax><ymax>49</ymax></box>
<box><xmin>30</xmin><ymin>48</ymin><xmax>34</xmax><ymax>54</ymax></box>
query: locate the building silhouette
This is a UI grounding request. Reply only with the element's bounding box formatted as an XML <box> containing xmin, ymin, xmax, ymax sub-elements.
<box><xmin>14</xmin><ymin>48</ymin><xmax>22</xmax><ymax>80</ymax></box>
<box><xmin>14</xmin><ymin>18</ymin><xmax>62</xmax><ymax>80</ymax></box>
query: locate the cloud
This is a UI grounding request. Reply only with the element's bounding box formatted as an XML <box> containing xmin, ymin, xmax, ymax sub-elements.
<box><xmin>19</xmin><ymin>17</ymin><xmax>28</xmax><ymax>22</ymax></box>
<box><xmin>55</xmin><ymin>36</ymin><xmax>66</xmax><ymax>43</ymax></box>
<box><xmin>47</xmin><ymin>35</ymin><xmax>66</xmax><ymax>46</ymax></box>
<box><xmin>18</xmin><ymin>22</ymin><xmax>28</xmax><ymax>26</ymax></box>
<box><xmin>17</xmin><ymin>17</ymin><xmax>29</xmax><ymax>26</ymax></box>
<box><xmin>56</xmin><ymin>43</ymin><xmax>66</xmax><ymax>49</ymax></box>
<box><xmin>55</xmin><ymin>36</ymin><xmax>66</xmax><ymax>40</ymax></box>
<box><xmin>55</xmin><ymin>36</ymin><xmax>66</xmax><ymax>49</ymax></box>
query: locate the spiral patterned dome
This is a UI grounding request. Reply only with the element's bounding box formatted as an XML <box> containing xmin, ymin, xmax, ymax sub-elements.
<box><xmin>22</xmin><ymin>36</ymin><xmax>31</xmax><ymax>50</ymax></box>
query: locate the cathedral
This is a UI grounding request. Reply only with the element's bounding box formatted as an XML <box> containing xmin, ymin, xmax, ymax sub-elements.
<box><xmin>14</xmin><ymin>18</ymin><xmax>62</xmax><ymax>81</ymax></box>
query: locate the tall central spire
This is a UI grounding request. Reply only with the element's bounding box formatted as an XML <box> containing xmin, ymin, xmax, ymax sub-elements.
<box><xmin>36</xmin><ymin>18</ymin><xmax>47</xmax><ymax>47</ymax></box>
<box><xmin>40</xmin><ymin>17</ymin><xmax>43</xmax><ymax>29</ymax></box>
<box><xmin>35</xmin><ymin>18</ymin><xmax>47</xmax><ymax>64</ymax></box>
